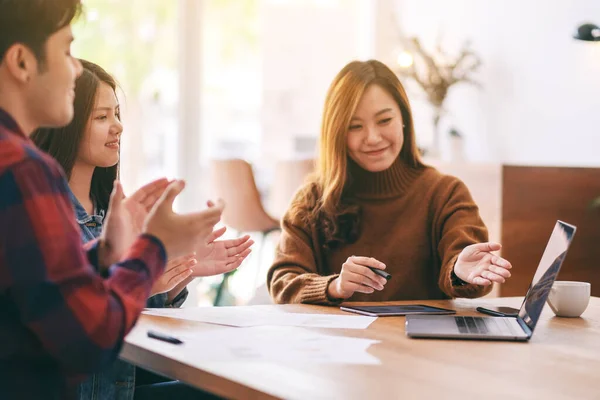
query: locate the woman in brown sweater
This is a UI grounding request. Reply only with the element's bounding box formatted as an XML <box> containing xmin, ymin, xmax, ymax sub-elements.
<box><xmin>267</xmin><ymin>60</ymin><xmax>513</xmax><ymax>305</ymax></box>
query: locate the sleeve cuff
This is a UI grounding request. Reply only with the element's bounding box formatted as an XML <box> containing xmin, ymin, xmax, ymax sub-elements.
<box><xmin>146</xmin><ymin>288</ymin><xmax>188</xmax><ymax>309</ymax></box>
<box><xmin>299</xmin><ymin>274</ymin><xmax>343</xmax><ymax>305</ymax></box>
<box><xmin>167</xmin><ymin>287</ymin><xmax>188</xmax><ymax>308</ymax></box>
<box><xmin>119</xmin><ymin>234</ymin><xmax>167</xmax><ymax>281</ymax></box>
<box><xmin>146</xmin><ymin>293</ymin><xmax>168</xmax><ymax>308</ymax></box>
<box><xmin>139</xmin><ymin>234</ymin><xmax>167</xmax><ymax>262</ymax></box>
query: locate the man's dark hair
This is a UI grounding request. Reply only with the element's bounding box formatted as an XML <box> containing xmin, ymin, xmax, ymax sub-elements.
<box><xmin>0</xmin><ymin>0</ymin><xmax>82</xmax><ymax>64</ymax></box>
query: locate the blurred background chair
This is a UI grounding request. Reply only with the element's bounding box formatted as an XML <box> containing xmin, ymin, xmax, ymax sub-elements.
<box><xmin>268</xmin><ymin>157</ymin><xmax>316</xmax><ymax>219</ymax></box>
<box><xmin>244</xmin><ymin>157</ymin><xmax>316</xmax><ymax>305</ymax></box>
<box><xmin>210</xmin><ymin>158</ymin><xmax>280</xmax><ymax>234</ymax></box>
<box><xmin>209</xmin><ymin>158</ymin><xmax>281</xmax><ymax>305</ymax></box>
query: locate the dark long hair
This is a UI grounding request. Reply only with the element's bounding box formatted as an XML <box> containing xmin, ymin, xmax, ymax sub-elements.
<box><xmin>31</xmin><ymin>59</ymin><xmax>119</xmax><ymax>212</ymax></box>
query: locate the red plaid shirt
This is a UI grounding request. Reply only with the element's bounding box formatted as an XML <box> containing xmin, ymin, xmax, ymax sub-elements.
<box><xmin>0</xmin><ymin>108</ymin><xmax>166</xmax><ymax>399</ymax></box>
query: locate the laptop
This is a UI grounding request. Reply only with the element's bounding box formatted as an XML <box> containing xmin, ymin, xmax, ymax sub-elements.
<box><xmin>405</xmin><ymin>220</ymin><xmax>576</xmax><ymax>341</ymax></box>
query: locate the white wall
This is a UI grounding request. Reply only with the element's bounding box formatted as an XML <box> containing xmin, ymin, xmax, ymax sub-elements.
<box><xmin>378</xmin><ymin>0</ymin><xmax>600</xmax><ymax>166</ymax></box>
<box><xmin>259</xmin><ymin>0</ymin><xmax>376</xmax><ymax>163</ymax></box>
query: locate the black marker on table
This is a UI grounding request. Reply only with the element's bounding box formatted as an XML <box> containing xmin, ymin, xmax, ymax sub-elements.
<box><xmin>368</xmin><ymin>267</ymin><xmax>392</xmax><ymax>280</ymax></box>
<box><xmin>147</xmin><ymin>330</ymin><xmax>183</xmax><ymax>345</ymax></box>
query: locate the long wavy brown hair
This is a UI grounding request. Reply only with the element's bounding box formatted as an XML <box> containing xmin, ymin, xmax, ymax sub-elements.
<box><xmin>288</xmin><ymin>60</ymin><xmax>424</xmax><ymax>249</ymax></box>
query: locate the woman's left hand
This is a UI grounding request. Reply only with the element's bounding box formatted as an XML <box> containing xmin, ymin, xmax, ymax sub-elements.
<box><xmin>194</xmin><ymin>226</ymin><xmax>254</xmax><ymax>277</ymax></box>
<box><xmin>453</xmin><ymin>242</ymin><xmax>513</xmax><ymax>286</ymax></box>
<box><xmin>150</xmin><ymin>253</ymin><xmax>196</xmax><ymax>296</ymax></box>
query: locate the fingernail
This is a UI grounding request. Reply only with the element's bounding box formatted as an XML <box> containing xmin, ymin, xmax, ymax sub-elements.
<box><xmin>380</xmin><ymin>263</ymin><xmax>386</xmax><ymax>269</ymax></box>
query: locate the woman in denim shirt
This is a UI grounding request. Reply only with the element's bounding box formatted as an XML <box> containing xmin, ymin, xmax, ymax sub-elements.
<box><xmin>67</xmin><ymin>189</ymin><xmax>189</xmax><ymax>310</ymax></box>
<box><xmin>68</xmin><ymin>189</ymin><xmax>191</xmax><ymax>399</ymax></box>
<box><xmin>32</xmin><ymin>60</ymin><xmax>253</xmax><ymax>400</ymax></box>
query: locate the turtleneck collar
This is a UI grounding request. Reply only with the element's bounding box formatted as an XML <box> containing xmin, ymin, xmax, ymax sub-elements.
<box><xmin>347</xmin><ymin>155</ymin><xmax>425</xmax><ymax>199</ymax></box>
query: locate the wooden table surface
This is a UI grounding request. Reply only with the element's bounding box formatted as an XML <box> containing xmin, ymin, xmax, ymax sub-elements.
<box><xmin>122</xmin><ymin>297</ymin><xmax>600</xmax><ymax>400</ymax></box>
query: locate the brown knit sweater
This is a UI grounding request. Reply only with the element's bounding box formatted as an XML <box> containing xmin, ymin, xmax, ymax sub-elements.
<box><xmin>267</xmin><ymin>157</ymin><xmax>493</xmax><ymax>305</ymax></box>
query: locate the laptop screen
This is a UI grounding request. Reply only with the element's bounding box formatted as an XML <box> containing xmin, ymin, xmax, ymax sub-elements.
<box><xmin>517</xmin><ymin>221</ymin><xmax>576</xmax><ymax>332</ymax></box>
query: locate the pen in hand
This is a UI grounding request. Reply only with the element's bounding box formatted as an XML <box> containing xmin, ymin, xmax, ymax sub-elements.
<box><xmin>368</xmin><ymin>266</ymin><xmax>392</xmax><ymax>280</ymax></box>
<box><xmin>147</xmin><ymin>330</ymin><xmax>183</xmax><ymax>345</ymax></box>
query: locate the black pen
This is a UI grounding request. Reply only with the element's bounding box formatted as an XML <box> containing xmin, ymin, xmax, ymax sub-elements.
<box><xmin>147</xmin><ymin>330</ymin><xmax>183</xmax><ymax>345</ymax></box>
<box><xmin>369</xmin><ymin>267</ymin><xmax>392</xmax><ymax>280</ymax></box>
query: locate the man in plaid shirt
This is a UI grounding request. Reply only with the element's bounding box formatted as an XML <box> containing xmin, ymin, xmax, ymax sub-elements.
<box><xmin>0</xmin><ymin>1</ymin><xmax>224</xmax><ymax>398</ymax></box>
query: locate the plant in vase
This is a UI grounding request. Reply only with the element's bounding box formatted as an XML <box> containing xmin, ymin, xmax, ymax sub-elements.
<box><xmin>395</xmin><ymin>36</ymin><xmax>482</xmax><ymax>157</ymax></box>
<box><xmin>448</xmin><ymin>127</ymin><xmax>465</xmax><ymax>162</ymax></box>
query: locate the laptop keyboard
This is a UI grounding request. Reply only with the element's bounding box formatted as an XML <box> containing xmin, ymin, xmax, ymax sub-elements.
<box><xmin>454</xmin><ymin>316</ymin><xmax>514</xmax><ymax>335</ymax></box>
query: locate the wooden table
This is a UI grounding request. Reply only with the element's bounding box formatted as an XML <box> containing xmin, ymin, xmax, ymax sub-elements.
<box><xmin>122</xmin><ymin>297</ymin><xmax>600</xmax><ymax>400</ymax></box>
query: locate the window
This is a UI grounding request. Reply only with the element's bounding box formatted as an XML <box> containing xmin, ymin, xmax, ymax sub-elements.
<box><xmin>73</xmin><ymin>0</ymin><xmax>180</xmax><ymax>191</ymax></box>
<box><xmin>72</xmin><ymin>0</ymin><xmax>374</xmax><ymax>306</ymax></box>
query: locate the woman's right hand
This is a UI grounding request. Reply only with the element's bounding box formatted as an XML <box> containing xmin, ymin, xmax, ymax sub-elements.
<box><xmin>150</xmin><ymin>253</ymin><xmax>196</xmax><ymax>297</ymax></box>
<box><xmin>327</xmin><ymin>256</ymin><xmax>388</xmax><ymax>300</ymax></box>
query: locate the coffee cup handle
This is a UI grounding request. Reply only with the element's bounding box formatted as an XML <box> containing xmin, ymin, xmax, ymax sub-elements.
<box><xmin>547</xmin><ymin>286</ymin><xmax>559</xmax><ymax>314</ymax></box>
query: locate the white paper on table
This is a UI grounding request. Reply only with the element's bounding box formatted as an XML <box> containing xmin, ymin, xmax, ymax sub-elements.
<box><xmin>142</xmin><ymin>306</ymin><xmax>377</xmax><ymax>329</ymax></box>
<box><xmin>166</xmin><ymin>326</ymin><xmax>381</xmax><ymax>365</ymax></box>
<box><xmin>143</xmin><ymin>307</ymin><xmax>261</xmax><ymax>327</ymax></box>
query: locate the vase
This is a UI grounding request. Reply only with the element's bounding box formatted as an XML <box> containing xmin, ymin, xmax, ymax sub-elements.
<box><xmin>449</xmin><ymin>134</ymin><xmax>465</xmax><ymax>162</ymax></box>
<box><xmin>428</xmin><ymin>106</ymin><xmax>443</xmax><ymax>158</ymax></box>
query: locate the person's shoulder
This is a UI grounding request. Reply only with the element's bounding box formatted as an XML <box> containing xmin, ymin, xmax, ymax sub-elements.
<box><xmin>419</xmin><ymin>164</ymin><xmax>467</xmax><ymax>191</ymax></box>
<box><xmin>0</xmin><ymin>131</ymin><xmax>66</xmax><ymax>188</ymax></box>
<box><xmin>412</xmin><ymin>164</ymin><xmax>473</xmax><ymax>206</ymax></box>
<box><xmin>0</xmin><ymin>128</ymin><xmax>30</xmax><ymax>173</ymax></box>
<box><xmin>294</xmin><ymin>180</ymin><xmax>321</xmax><ymax>204</ymax></box>
<box><xmin>285</xmin><ymin>179</ymin><xmax>322</xmax><ymax>226</ymax></box>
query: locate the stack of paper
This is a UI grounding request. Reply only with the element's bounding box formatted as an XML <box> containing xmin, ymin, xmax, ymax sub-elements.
<box><xmin>141</xmin><ymin>306</ymin><xmax>381</xmax><ymax>365</ymax></box>
<box><xmin>170</xmin><ymin>326</ymin><xmax>381</xmax><ymax>365</ymax></box>
<box><xmin>143</xmin><ymin>306</ymin><xmax>376</xmax><ymax>329</ymax></box>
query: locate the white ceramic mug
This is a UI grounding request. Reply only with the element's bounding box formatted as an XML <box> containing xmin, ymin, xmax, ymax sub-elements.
<box><xmin>547</xmin><ymin>281</ymin><xmax>591</xmax><ymax>317</ymax></box>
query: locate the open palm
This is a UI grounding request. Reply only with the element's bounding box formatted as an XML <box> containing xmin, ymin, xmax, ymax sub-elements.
<box><xmin>193</xmin><ymin>226</ymin><xmax>253</xmax><ymax>277</ymax></box>
<box><xmin>454</xmin><ymin>242</ymin><xmax>513</xmax><ymax>286</ymax></box>
<box><xmin>101</xmin><ymin>178</ymin><xmax>169</xmax><ymax>266</ymax></box>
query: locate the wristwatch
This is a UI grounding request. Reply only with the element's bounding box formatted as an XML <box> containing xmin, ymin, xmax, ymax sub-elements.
<box><xmin>451</xmin><ymin>269</ymin><xmax>468</xmax><ymax>286</ymax></box>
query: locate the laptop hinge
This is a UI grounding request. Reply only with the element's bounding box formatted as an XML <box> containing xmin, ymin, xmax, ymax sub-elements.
<box><xmin>516</xmin><ymin>317</ymin><xmax>533</xmax><ymax>337</ymax></box>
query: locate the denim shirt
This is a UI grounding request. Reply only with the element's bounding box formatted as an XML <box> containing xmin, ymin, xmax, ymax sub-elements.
<box><xmin>68</xmin><ymin>189</ymin><xmax>188</xmax><ymax>400</ymax></box>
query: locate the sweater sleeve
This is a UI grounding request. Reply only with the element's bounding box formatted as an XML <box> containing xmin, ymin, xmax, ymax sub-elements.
<box><xmin>267</xmin><ymin>209</ymin><xmax>341</xmax><ymax>305</ymax></box>
<box><xmin>434</xmin><ymin>176</ymin><xmax>493</xmax><ymax>298</ymax></box>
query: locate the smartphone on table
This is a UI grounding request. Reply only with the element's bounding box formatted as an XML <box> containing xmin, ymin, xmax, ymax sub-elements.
<box><xmin>476</xmin><ymin>306</ymin><xmax>520</xmax><ymax>317</ymax></box>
